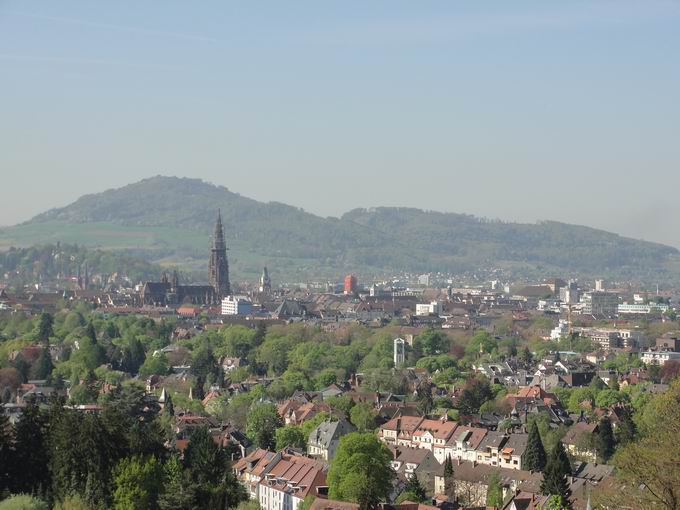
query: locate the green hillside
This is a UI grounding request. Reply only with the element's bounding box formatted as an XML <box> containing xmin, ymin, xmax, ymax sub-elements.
<box><xmin>2</xmin><ymin>176</ymin><xmax>678</xmax><ymax>283</ymax></box>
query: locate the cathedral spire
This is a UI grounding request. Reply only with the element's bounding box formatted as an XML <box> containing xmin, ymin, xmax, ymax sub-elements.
<box><xmin>209</xmin><ymin>208</ymin><xmax>230</xmax><ymax>299</ymax></box>
<box><xmin>213</xmin><ymin>209</ymin><xmax>225</xmax><ymax>250</ymax></box>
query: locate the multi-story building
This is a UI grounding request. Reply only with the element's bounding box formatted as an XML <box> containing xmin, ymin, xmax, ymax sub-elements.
<box><xmin>618</xmin><ymin>303</ymin><xmax>670</xmax><ymax>315</ymax></box>
<box><xmin>411</xmin><ymin>418</ymin><xmax>458</xmax><ymax>450</ymax></box>
<box><xmin>432</xmin><ymin>425</ymin><xmax>487</xmax><ymax>465</ymax></box>
<box><xmin>343</xmin><ymin>274</ymin><xmax>357</xmax><ymax>295</ymax></box>
<box><xmin>581</xmin><ymin>291</ymin><xmax>619</xmax><ymax>317</ymax></box>
<box><xmin>415</xmin><ymin>301</ymin><xmax>442</xmax><ymax>316</ymax></box>
<box><xmin>258</xmin><ymin>452</ymin><xmax>327</xmax><ymax>510</ymax></box>
<box><xmin>233</xmin><ymin>448</ymin><xmax>277</xmax><ymax>500</ymax></box>
<box><xmin>307</xmin><ymin>419</ymin><xmax>355</xmax><ymax>462</ymax></box>
<box><xmin>222</xmin><ymin>295</ymin><xmax>253</xmax><ymax>316</ymax></box>
<box><xmin>641</xmin><ymin>350</ymin><xmax>680</xmax><ymax>366</ymax></box>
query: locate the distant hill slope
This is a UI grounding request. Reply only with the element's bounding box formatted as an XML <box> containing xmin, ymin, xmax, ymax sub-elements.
<box><xmin>15</xmin><ymin>176</ymin><xmax>680</xmax><ymax>281</ymax></box>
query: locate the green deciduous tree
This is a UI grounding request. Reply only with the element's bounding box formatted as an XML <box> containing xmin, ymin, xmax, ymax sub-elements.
<box><xmin>349</xmin><ymin>402</ymin><xmax>376</xmax><ymax>432</ymax></box>
<box><xmin>457</xmin><ymin>376</ymin><xmax>494</xmax><ymax>416</ymax></box>
<box><xmin>327</xmin><ymin>432</ymin><xmax>395</xmax><ymax>510</ymax></box>
<box><xmin>112</xmin><ymin>456</ymin><xmax>163</xmax><ymax>510</ymax></box>
<box><xmin>0</xmin><ymin>495</ymin><xmax>49</xmax><ymax>510</ymax></box>
<box><xmin>246</xmin><ymin>403</ymin><xmax>283</xmax><ymax>450</ymax></box>
<box><xmin>275</xmin><ymin>425</ymin><xmax>306</xmax><ymax>450</ymax></box>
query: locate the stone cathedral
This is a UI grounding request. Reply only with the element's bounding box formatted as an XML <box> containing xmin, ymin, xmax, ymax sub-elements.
<box><xmin>140</xmin><ymin>210</ymin><xmax>230</xmax><ymax>306</ymax></box>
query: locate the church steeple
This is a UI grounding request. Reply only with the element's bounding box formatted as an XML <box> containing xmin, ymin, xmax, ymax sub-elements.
<box><xmin>213</xmin><ymin>209</ymin><xmax>226</xmax><ymax>251</ymax></box>
<box><xmin>259</xmin><ymin>266</ymin><xmax>271</xmax><ymax>294</ymax></box>
<box><xmin>209</xmin><ymin>209</ymin><xmax>230</xmax><ymax>299</ymax></box>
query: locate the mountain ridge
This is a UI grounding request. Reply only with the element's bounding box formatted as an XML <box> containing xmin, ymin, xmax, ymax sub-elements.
<box><xmin>12</xmin><ymin>176</ymin><xmax>680</xmax><ymax>282</ymax></box>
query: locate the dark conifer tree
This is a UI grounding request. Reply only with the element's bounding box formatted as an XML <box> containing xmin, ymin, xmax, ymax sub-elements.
<box><xmin>30</xmin><ymin>348</ymin><xmax>54</xmax><ymax>380</ymax></box>
<box><xmin>12</xmin><ymin>398</ymin><xmax>50</xmax><ymax>496</ymax></box>
<box><xmin>37</xmin><ymin>312</ymin><xmax>54</xmax><ymax>344</ymax></box>
<box><xmin>0</xmin><ymin>413</ymin><xmax>12</xmax><ymax>494</ymax></box>
<box><xmin>541</xmin><ymin>442</ymin><xmax>572</xmax><ymax>508</ymax></box>
<box><xmin>596</xmin><ymin>417</ymin><xmax>615</xmax><ymax>462</ymax></box>
<box><xmin>404</xmin><ymin>474</ymin><xmax>427</xmax><ymax>502</ymax></box>
<box><xmin>443</xmin><ymin>455</ymin><xmax>455</xmax><ymax>502</ymax></box>
<box><xmin>616</xmin><ymin>407</ymin><xmax>636</xmax><ymax>445</ymax></box>
<box><xmin>183</xmin><ymin>427</ymin><xmax>246</xmax><ymax>509</ymax></box>
<box><xmin>522</xmin><ymin>420</ymin><xmax>547</xmax><ymax>472</ymax></box>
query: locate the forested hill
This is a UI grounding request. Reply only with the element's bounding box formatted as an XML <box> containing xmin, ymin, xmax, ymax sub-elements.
<box><xmin>20</xmin><ymin>176</ymin><xmax>680</xmax><ymax>280</ymax></box>
<box><xmin>0</xmin><ymin>244</ymin><xmax>161</xmax><ymax>285</ymax></box>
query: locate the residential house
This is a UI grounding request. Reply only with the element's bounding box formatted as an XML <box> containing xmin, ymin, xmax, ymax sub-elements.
<box><xmin>411</xmin><ymin>418</ymin><xmax>459</xmax><ymax>450</ymax></box>
<box><xmin>433</xmin><ymin>425</ymin><xmax>487</xmax><ymax>464</ymax></box>
<box><xmin>307</xmin><ymin>419</ymin><xmax>356</xmax><ymax>462</ymax></box>
<box><xmin>234</xmin><ymin>448</ymin><xmax>277</xmax><ymax>499</ymax></box>
<box><xmin>258</xmin><ymin>451</ymin><xmax>327</xmax><ymax>510</ymax></box>
<box><xmin>562</xmin><ymin>422</ymin><xmax>599</xmax><ymax>462</ymax></box>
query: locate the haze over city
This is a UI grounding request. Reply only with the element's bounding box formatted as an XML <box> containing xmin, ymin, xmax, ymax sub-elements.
<box><xmin>2</xmin><ymin>1</ymin><xmax>680</xmax><ymax>247</ymax></box>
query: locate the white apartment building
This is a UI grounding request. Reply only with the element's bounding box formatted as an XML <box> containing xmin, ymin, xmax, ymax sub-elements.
<box><xmin>222</xmin><ymin>295</ymin><xmax>253</xmax><ymax>316</ymax></box>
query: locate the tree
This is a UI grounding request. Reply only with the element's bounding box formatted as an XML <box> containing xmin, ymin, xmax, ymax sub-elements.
<box><xmin>397</xmin><ymin>474</ymin><xmax>427</xmax><ymax>503</ymax></box>
<box><xmin>327</xmin><ymin>395</ymin><xmax>355</xmax><ymax>418</ymax></box>
<box><xmin>349</xmin><ymin>402</ymin><xmax>376</xmax><ymax>432</ymax></box>
<box><xmin>183</xmin><ymin>427</ymin><xmax>246</xmax><ymax>509</ymax></box>
<box><xmin>522</xmin><ymin>421</ymin><xmax>547</xmax><ymax>472</ymax></box>
<box><xmin>415</xmin><ymin>379</ymin><xmax>434</xmax><ymax>415</ymax></box>
<box><xmin>0</xmin><ymin>413</ymin><xmax>12</xmax><ymax>493</ymax></box>
<box><xmin>36</xmin><ymin>312</ymin><xmax>54</xmax><ymax>344</ymax></box>
<box><xmin>457</xmin><ymin>376</ymin><xmax>494</xmax><ymax>416</ymax></box>
<box><xmin>30</xmin><ymin>348</ymin><xmax>54</xmax><ymax>380</ymax></box>
<box><xmin>595</xmin><ymin>389</ymin><xmax>626</xmax><ymax>409</ymax></box>
<box><xmin>595</xmin><ymin>417</ymin><xmax>615</xmax><ymax>463</ymax></box>
<box><xmin>616</xmin><ymin>407</ymin><xmax>636</xmax><ymax>445</ymax></box>
<box><xmin>138</xmin><ymin>353</ymin><xmax>169</xmax><ymax>378</ymax></box>
<box><xmin>541</xmin><ymin>442</ymin><xmax>572</xmax><ymax>508</ymax></box>
<box><xmin>416</xmin><ymin>330</ymin><xmax>447</xmax><ymax>356</ymax></box>
<box><xmin>246</xmin><ymin>403</ymin><xmax>283</xmax><ymax>450</ymax></box>
<box><xmin>598</xmin><ymin>383</ymin><xmax>680</xmax><ymax>510</ymax></box>
<box><xmin>443</xmin><ymin>456</ymin><xmax>455</xmax><ymax>503</ymax></box>
<box><xmin>327</xmin><ymin>432</ymin><xmax>395</xmax><ymax>510</ymax></box>
<box><xmin>53</xmin><ymin>495</ymin><xmax>91</xmax><ymax>510</ymax></box>
<box><xmin>275</xmin><ymin>426</ymin><xmax>306</xmax><ymax>450</ymax></box>
<box><xmin>0</xmin><ymin>495</ymin><xmax>49</xmax><ymax>510</ymax></box>
<box><xmin>543</xmin><ymin>495</ymin><xmax>571</xmax><ymax>510</ymax></box>
<box><xmin>191</xmin><ymin>346</ymin><xmax>218</xmax><ymax>381</ymax></box>
<box><xmin>112</xmin><ymin>456</ymin><xmax>163</xmax><ymax>510</ymax></box>
<box><xmin>486</xmin><ymin>471</ymin><xmax>503</xmax><ymax>508</ymax></box>
<box><xmin>12</xmin><ymin>398</ymin><xmax>50</xmax><ymax>496</ymax></box>
<box><xmin>158</xmin><ymin>456</ymin><xmax>194</xmax><ymax>510</ymax></box>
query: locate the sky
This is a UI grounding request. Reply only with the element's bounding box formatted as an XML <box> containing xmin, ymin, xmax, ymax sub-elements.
<box><xmin>1</xmin><ymin>1</ymin><xmax>679</xmax><ymax>247</ymax></box>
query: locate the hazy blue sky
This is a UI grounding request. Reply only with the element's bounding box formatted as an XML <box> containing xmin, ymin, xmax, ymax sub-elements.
<box><xmin>2</xmin><ymin>1</ymin><xmax>679</xmax><ymax>247</ymax></box>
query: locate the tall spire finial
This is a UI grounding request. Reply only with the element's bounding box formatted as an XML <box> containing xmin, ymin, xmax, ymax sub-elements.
<box><xmin>209</xmin><ymin>208</ymin><xmax>230</xmax><ymax>298</ymax></box>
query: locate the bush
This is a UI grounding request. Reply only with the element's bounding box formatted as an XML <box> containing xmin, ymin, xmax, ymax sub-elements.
<box><xmin>0</xmin><ymin>495</ymin><xmax>49</xmax><ymax>510</ymax></box>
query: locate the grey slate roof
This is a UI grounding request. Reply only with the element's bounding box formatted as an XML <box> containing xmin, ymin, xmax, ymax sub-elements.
<box><xmin>309</xmin><ymin>418</ymin><xmax>356</xmax><ymax>448</ymax></box>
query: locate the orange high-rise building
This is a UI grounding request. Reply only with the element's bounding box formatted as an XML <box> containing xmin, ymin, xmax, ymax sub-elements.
<box><xmin>343</xmin><ymin>274</ymin><xmax>358</xmax><ymax>294</ymax></box>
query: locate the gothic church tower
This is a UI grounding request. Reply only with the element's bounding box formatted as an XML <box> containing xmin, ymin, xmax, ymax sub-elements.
<box><xmin>209</xmin><ymin>209</ymin><xmax>230</xmax><ymax>299</ymax></box>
